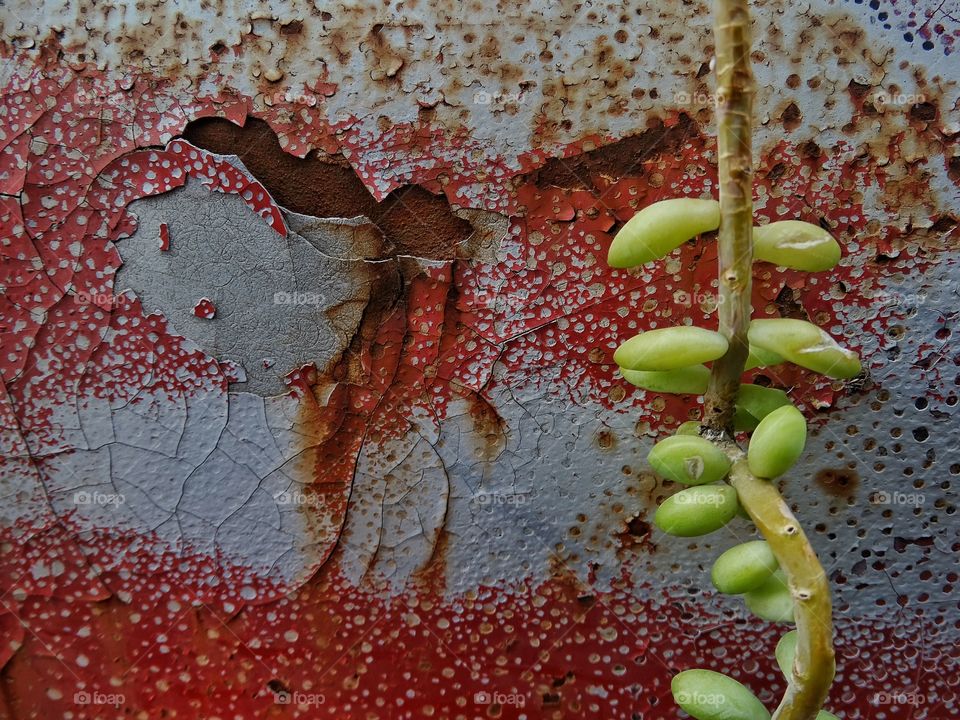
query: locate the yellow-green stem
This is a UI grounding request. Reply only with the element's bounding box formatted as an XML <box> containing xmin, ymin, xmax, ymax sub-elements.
<box><xmin>702</xmin><ymin>1</ymin><xmax>836</xmax><ymax>718</ymax></box>
<box><xmin>728</xmin><ymin>458</ymin><xmax>836</xmax><ymax>720</ymax></box>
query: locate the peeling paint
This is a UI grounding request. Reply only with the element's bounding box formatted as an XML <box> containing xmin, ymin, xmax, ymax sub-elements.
<box><xmin>0</xmin><ymin>0</ymin><xmax>958</xmax><ymax>717</ymax></box>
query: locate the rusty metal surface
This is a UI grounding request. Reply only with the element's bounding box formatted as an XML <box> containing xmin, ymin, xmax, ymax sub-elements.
<box><xmin>0</xmin><ymin>0</ymin><xmax>958</xmax><ymax>718</ymax></box>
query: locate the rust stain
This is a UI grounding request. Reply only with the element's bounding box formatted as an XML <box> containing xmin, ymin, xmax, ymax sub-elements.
<box><xmin>780</xmin><ymin>101</ymin><xmax>802</xmax><ymax>133</ymax></box>
<box><xmin>814</xmin><ymin>466</ymin><xmax>861</xmax><ymax>499</ymax></box>
<box><xmin>463</xmin><ymin>389</ymin><xmax>508</xmax><ymax>463</ymax></box>
<box><xmin>412</xmin><ymin>528</ymin><xmax>452</xmax><ymax>595</ymax></box>
<box><xmin>617</xmin><ymin>514</ymin><xmax>657</xmax><ymax>556</ymax></box>
<box><xmin>527</xmin><ymin>114</ymin><xmax>700</xmax><ymax>190</ymax></box>
<box><xmin>183</xmin><ymin>118</ymin><xmax>474</xmax><ymax>259</ymax></box>
<box><xmin>774</xmin><ymin>286</ymin><xmax>810</xmax><ymax>321</ymax></box>
<box><xmin>595</xmin><ymin>428</ymin><xmax>616</xmax><ymax>450</ymax></box>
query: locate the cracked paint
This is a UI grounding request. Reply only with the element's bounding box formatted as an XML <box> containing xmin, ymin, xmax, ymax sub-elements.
<box><xmin>0</xmin><ymin>0</ymin><xmax>959</xmax><ymax>718</ymax></box>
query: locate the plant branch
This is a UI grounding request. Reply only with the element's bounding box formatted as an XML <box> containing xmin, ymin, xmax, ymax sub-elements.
<box><xmin>703</xmin><ymin>1</ymin><xmax>836</xmax><ymax>718</ymax></box>
<box><xmin>728</xmin><ymin>459</ymin><xmax>836</xmax><ymax>720</ymax></box>
<box><xmin>702</xmin><ymin>0</ymin><xmax>754</xmax><ymax>434</ymax></box>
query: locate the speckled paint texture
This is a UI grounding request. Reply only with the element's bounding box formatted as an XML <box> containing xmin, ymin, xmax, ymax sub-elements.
<box><xmin>0</xmin><ymin>0</ymin><xmax>958</xmax><ymax>718</ymax></box>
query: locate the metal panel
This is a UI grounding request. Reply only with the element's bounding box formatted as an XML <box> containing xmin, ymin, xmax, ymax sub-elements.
<box><xmin>0</xmin><ymin>0</ymin><xmax>957</xmax><ymax>717</ymax></box>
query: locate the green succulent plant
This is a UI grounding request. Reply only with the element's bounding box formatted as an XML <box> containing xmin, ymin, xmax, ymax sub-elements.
<box><xmin>605</xmin><ymin>2</ymin><xmax>861</xmax><ymax>717</ymax></box>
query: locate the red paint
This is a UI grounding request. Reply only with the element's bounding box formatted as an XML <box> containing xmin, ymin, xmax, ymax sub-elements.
<box><xmin>192</xmin><ymin>297</ymin><xmax>216</xmax><ymax>319</ymax></box>
<box><xmin>1</xmin><ymin>56</ymin><xmax>957</xmax><ymax>719</ymax></box>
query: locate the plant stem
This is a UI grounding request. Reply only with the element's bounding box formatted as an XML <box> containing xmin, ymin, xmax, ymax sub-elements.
<box><xmin>703</xmin><ymin>1</ymin><xmax>836</xmax><ymax>718</ymax></box>
<box><xmin>728</xmin><ymin>459</ymin><xmax>836</xmax><ymax>720</ymax></box>
<box><xmin>702</xmin><ymin>0</ymin><xmax>754</xmax><ymax>434</ymax></box>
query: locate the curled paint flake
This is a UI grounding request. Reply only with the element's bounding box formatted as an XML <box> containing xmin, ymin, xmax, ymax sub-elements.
<box><xmin>283</xmin><ymin>362</ymin><xmax>320</xmax><ymax>395</ymax></box>
<box><xmin>165</xmin><ymin>140</ymin><xmax>288</xmax><ymax>235</ymax></box>
<box><xmin>192</xmin><ymin>297</ymin><xmax>216</xmax><ymax>319</ymax></box>
<box><xmin>158</xmin><ymin>221</ymin><xmax>170</xmax><ymax>250</ymax></box>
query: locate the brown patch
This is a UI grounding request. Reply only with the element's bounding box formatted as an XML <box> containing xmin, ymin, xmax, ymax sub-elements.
<box><xmin>463</xmin><ymin>389</ymin><xmax>508</xmax><ymax>463</ymax></box>
<box><xmin>527</xmin><ymin>114</ymin><xmax>699</xmax><ymax>190</ymax></box>
<box><xmin>542</xmin><ymin>692</ymin><xmax>562</xmax><ymax>706</ymax></box>
<box><xmin>780</xmin><ymin>102</ymin><xmax>802</xmax><ymax>132</ymax></box>
<box><xmin>766</xmin><ymin>162</ymin><xmax>787</xmax><ymax>183</ymax></box>
<box><xmin>182</xmin><ymin>117</ymin><xmax>473</xmax><ymax>259</ymax></box>
<box><xmin>846</xmin><ymin>79</ymin><xmax>871</xmax><ymax>102</ymax></box>
<box><xmin>814</xmin><ymin>467</ymin><xmax>860</xmax><ymax>498</ymax></box>
<box><xmin>331</xmin><ymin>264</ymin><xmax>403</xmax><ymax>386</ymax></box>
<box><xmin>800</xmin><ymin>140</ymin><xmax>822</xmax><ymax>160</ymax></box>
<box><xmin>266</xmin><ymin>679</ymin><xmax>291</xmax><ymax>696</ymax></box>
<box><xmin>774</xmin><ymin>286</ymin><xmax>809</xmax><ymax>321</ymax></box>
<box><xmin>617</xmin><ymin>514</ymin><xmax>657</xmax><ymax>555</ymax></box>
<box><xmin>948</xmin><ymin>156</ymin><xmax>960</xmax><ymax>185</ymax></box>
<box><xmin>930</xmin><ymin>215</ymin><xmax>957</xmax><ymax>235</ymax></box>
<box><xmin>908</xmin><ymin>101</ymin><xmax>937</xmax><ymax>123</ymax></box>
<box><xmin>596</xmin><ymin>429</ymin><xmax>616</xmax><ymax>450</ymax></box>
<box><xmin>412</xmin><ymin>528</ymin><xmax>453</xmax><ymax>594</ymax></box>
<box><xmin>893</xmin><ymin>536</ymin><xmax>934</xmax><ymax>553</ymax></box>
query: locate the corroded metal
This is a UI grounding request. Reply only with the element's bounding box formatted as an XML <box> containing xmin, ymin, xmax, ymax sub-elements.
<box><xmin>0</xmin><ymin>0</ymin><xmax>957</xmax><ymax>717</ymax></box>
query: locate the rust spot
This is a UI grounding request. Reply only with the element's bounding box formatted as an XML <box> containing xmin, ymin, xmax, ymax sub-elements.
<box><xmin>183</xmin><ymin>118</ymin><xmax>473</xmax><ymax>259</ymax></box>
<box><xmin>893</xmin><ymin>536</ymin><xmax>934</xmax><ymax>553</ymax></box>
<box><xmin>766</xmin><ymin>162</ymin><xmax>787</xmax><ymax>184</ymax></box>
<box><xmin>947</xmin><ymin>156</ymin><xmax>960</xmax><ymax>185</ymax></box>
<box><xmin>847</xmin><ymin>79</ymin><xmax>871</xmax><ymax>102</ymax></box>
<box><xmin>908</xmin><ymin>101</ymin><xmax>937</xmax><ymax>123</ymax></box>
<box><xmin>266</xmin><ymin>679</ymin><xmax>291</xmax><ymax>695</ymax></box>
<box><xmin>800</xmin><ymin>140</ymin><xmax>822</xmax><ymax>160</ymax></box>
<box><xmin>527</xmin><ymin>114</ymin><xmax>699</xmax><ymax>190</ymax></box>
<box><xmin>464</xmin><ymin>389</ymin><xmax>508</xmax><ymax>463</ymax></box>
<box><xmin>814</xmin><ymin>467</ymin><xmax>860</xmax><ymax>498</ymax></box>
<box><xmin>552</xmin><ymin>671</ymin><xmax>575</xmax><ymax>688</ymax></box>
<box><xmin>596</xmin><ymin>429</ymin><xmax>616</xmax><ymax>450</ymax></box>
<box><xmin>617</xmin><ymin>514</ymin><xmax>657</xmax><ymax>556</ymax></box>
<box><xmin>780</xmin><ymin>102</ymin><xmax>802</xmax><ymax>132</ymax></box>
<box><xmin>774</xmin><ymin>286</ymin><xmax>809</xmax><ymax>321</ymax></box>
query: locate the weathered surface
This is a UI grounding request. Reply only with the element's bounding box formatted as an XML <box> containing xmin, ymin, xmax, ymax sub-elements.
<box><xmin>0</xmin><ymin>0</ymin><xmax>958</xmax><ymax>718</ymax></box>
